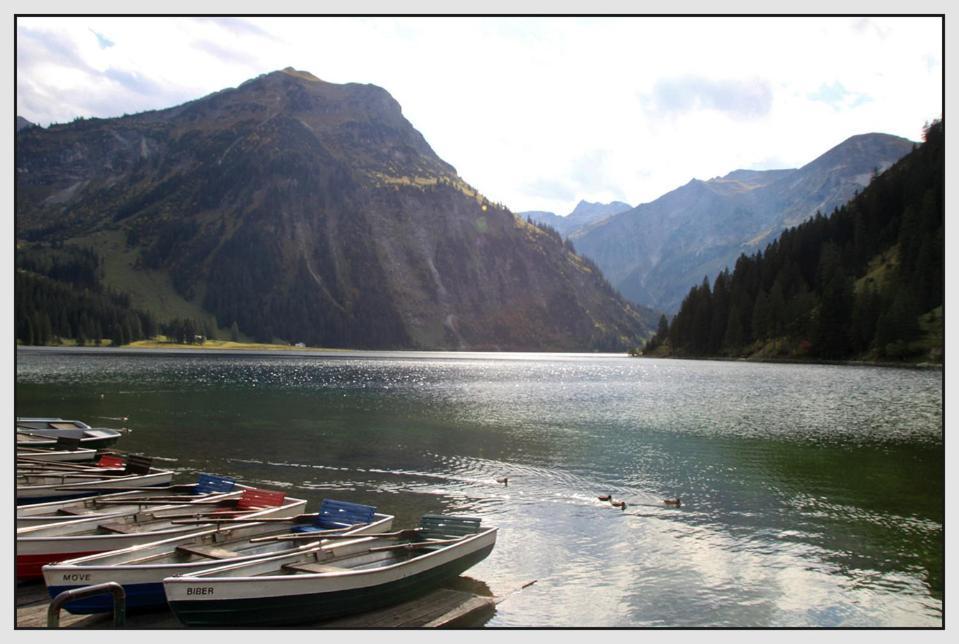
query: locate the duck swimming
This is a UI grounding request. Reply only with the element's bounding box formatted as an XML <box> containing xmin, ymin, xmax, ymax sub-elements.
<box><xmin>610</xmin><ymin>500</ymin><xmax>627</xmax><ymax>510</ymax></box>
<box><xmin>597</xmin><ymin>494</ymin><xmax>612</xmax><ymax>502</ymax></box>
<box><xmin>663</xmin><ymin>498</ymin><xmax>682</xmax><ymax>507</ymax></box>
<box><xmin>496</xmin><ymin>477</ymin><xmax>509</xmax><ymax>486</ymax></box>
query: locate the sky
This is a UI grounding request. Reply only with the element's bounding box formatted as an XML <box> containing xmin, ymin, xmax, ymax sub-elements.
<box><xmin>15</xmin><ymin>16</ymin><xmax>943</xmax><ymax>216</ymax></box>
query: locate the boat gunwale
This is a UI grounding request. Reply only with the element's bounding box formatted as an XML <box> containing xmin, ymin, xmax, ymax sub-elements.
<box><xmin>16</xmin><ymin>469</ymin><xmax>175</xmax><ymax>496</ymax></box>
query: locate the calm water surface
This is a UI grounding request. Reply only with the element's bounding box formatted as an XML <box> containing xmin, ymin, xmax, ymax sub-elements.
<box><xmin>15</xmin><ymin>348</ymin><xmax>943</xmax><ymax>627</ymax></box>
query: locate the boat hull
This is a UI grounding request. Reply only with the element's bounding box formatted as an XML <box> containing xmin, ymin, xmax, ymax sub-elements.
<box><xmin>43</xmin><ymin>514</ymin><xmax>394</xmax><ymax>613</ymax></box>
<box><xmin>18</xmin><ymin>551</ymin><xmax>100</xmax><ymax>581</ymax></box>
<box><xmin>165</xmin><ymin>532</ymin><xmax>495</xmax><ymax>627</ymax></box>
<box><xmin>17</xmin><ymin>470</ymin><xmax>174</xmax><ymax>504</ymax></box>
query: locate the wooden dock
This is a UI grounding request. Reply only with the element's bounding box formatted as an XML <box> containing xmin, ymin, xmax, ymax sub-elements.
<box><xmin>16</xmin><ymin>577</ymin><xmax>496</xmax><ymax>629</ymax></box>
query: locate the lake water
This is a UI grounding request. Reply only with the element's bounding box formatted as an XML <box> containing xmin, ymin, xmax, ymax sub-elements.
<box><xmin>15</xmin><ymin>347</ymin><xmax>943</xmax><ymax>627</ymax></box>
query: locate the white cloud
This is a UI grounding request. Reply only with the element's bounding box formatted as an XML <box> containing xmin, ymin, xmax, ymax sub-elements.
<box><xmin>15</xmin><ymin>16</ymin><xmax>942</xmax><ymax>216</ymax></box>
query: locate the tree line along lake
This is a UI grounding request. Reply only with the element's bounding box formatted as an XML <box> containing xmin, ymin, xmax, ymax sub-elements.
<box><xmin>14</xmin><ymin>347</ymin><xmax>943</xmax><ymax>627</ymax></box>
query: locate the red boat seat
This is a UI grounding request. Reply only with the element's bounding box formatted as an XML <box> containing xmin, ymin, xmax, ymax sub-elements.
<box><xmin>97</xmin><ymin>454</ymin><xmax>126</xmax><ymax>469</ymax></box>
<box><xmin>235</xmin><ymin>488</ymin><xmax>286</xmax><ymax>511</ymax></box>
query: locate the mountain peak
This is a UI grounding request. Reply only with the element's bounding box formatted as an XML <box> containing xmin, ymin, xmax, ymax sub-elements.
<box><xmin>280</xmin><ymin>67</ymin><xmax>322</xmax><ymax>82</ymax></box>
<box><xmin>568</xmin><ymin>199</ymin><xmax>632</xmax><ymax>220</ymax></box>
<box><xmin>805</xmin><ymin>132</ymin><xmax>914</xmax><ymax>170</ymax></box>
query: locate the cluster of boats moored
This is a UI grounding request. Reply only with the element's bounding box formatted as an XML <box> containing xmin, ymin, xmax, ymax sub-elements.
<box><xmin>16</xmin><ymin>417</ymin><xmax>498</xmax><ymax>627</ymax></box>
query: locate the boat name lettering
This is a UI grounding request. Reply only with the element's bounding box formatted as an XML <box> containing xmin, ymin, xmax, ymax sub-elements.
<box><xmin>186</xmin><ymin>587</ymin><xmax>215</xmax><ymax>596</ymax></box>
<box><xmin>63</xmin><ymin>573</ymin><xmax>91</xmax><ymax>582</ymax></box>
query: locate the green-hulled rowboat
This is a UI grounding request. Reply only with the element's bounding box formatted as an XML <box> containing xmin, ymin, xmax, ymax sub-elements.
<box><xmin>164</xmin><ymin>515</ymin><xmax>496</xmax><ymax>627</ymax></box>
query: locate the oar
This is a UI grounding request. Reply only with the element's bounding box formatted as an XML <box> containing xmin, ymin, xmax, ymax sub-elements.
<box><xmin>153</xmin><ymin>509</ymin><xmax>261</xmax><ymax>520</ymax></box>
<box><xmin>47</xmin><ymin>485</ymin><xmax>193</xmax><ymax>493</ymax></box>
<box><xmin>30</xmin><ymin>471</ymin><xmax>150</xmax><ymax>480</ymax></box>
<box><xmin>76</xmin><ymin>495</ymin><xmax>215</xmax><ymax>504</ymax></box>
<box><xmin>367</xmin><ymin>536</ymin><xmax>466</xmax><ymax>553</ymax></box>
<box><xmin>247</xmin><ymin>525</ymin><xmax>410</xmax><ymax>543</ymax></box>
<box><xmin>92</xmin><ymin>498</ymin><xmax>238</xmax><ymax>506</ymax></box>
<box><xmin>168</xmin><ymin>515</ymin><xmax>359</xmax><ymax>527</ymax></box>
<box><xmin>18</xmin><ymin>464</ymin><xmax>117</xmax><ymax>473</ymax></box>
<box><xmin>16</xmin><ymin>458</ymin><xmax>105</xmax><ymax>470</ymax></box>
<box><xmin>250</xmin><ymin>527</ymin><xmax>425</xmax><ymax>544</ymax></box>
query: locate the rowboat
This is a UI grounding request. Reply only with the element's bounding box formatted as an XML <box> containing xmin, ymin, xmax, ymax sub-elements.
<box><xmin>17</xmin><ymin>463</ymin><xmax>175</xmax><ymax>504</ymax></box>
<box><xmin>17</xmin><ymin>486</ymin><xmax>306</xmax><ymax>580</ymax></box>
<box><xmin>16</xmin><ymin>452</ymin><xmax>128</xmax><ymax>476</ymax></box>
<box><xmin>16</xmin><ymin>418</ymin><xmax>123</xmax><ymax>450</ymax></box>
<box><xmin>164</xmin><ymin>515</ymin><xmax>496</xmax><ymax>627</ymax></box>
<box><xmin>42</xmin><ymin>499</ymin><xmax>394</xmax><ymax>614</ymax></box>
<box><xmin>17</xmin><ymin>474</ymin><xmax>244</xmax><ymax>528</ymax></box>
<box><xmin>16</xmin><ymin>446</ymin><xmax>98</xmax><ymax>463</ymax></box>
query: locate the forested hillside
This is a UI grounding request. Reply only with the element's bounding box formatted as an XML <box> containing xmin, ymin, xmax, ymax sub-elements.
<box><xmin>644</xmin><ymin>120</ymin><xmax>943</xmax><ymax>363</ymax></box>
<box><xmin>16</xmin><ymin>244</ymin><xmax>158</xmax><ymax>345</ymax></box>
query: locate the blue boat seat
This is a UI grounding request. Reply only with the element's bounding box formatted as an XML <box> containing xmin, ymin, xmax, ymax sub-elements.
<box><xmin>194</xmin><ymin>473</ymin><xmax>237</xmax><ymax>495</ymax></box>
<box><xmin>290</xmin><ymin>499</ymin><xmax>376</xmax><ymax>534</ymax></box>
<box><xmin>418</xmin><ymin>514</ymin><xmax>482</xmax><ymax>539</ymax></box>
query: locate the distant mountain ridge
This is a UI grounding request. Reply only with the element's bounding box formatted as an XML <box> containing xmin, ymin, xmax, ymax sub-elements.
<box><xmin>16</xmin><ymin>68</ymin><xmax>653</xmax><ymax>351</ymax></box>
<box><xmin>571</xmin><ymin>132</ymin><xmax>915</xmax><ymax>312</ymax></box>
<box><xmin>521</xmin><ymin>199</ymin><xmax>632</xmax><ymax>237</ymax></box>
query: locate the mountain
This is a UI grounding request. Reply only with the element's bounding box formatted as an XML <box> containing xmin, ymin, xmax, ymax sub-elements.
<box><xmin>521</xmin><ymin>199</ymin><xmax>632</xmax><ymax>237</ymax></box>
<box><xmin>16</xmin><ymin>116</ymin><xmax>35</xmax><ymax>131</ymax></box>
<box><xmin>571</xmin><ymin>133</ymin><xmax>915</xmax><ymax>312</ymax></box>
<box><xmin>650</xmin><ymin>120</ymin><xmax>943</xmax><ymax>363</ymax></box>
<box><xmin>521</xmin><ymin>210</ymin><xmax>565</xmax><ymax>230</ymax></box>
<box><xmin>15</xmin><ymin>68</ymin><xmax>653</xmax><ymax>351</ymax></box>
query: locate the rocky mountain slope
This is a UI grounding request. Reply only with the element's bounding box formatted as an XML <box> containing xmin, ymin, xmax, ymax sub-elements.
<box><xmin>16</xmin><ymin>68</ymin><xmax>653</xmax><ymax>350</ymax></box>
<box><xmin>571</xmin><ymin>133</ymin><xmax>915</xmax><ymax>312</ymax></box>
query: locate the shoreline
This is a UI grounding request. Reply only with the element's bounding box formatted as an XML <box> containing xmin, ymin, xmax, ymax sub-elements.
<box><xmin>15</xmin><ymin>343</ymin><xmax>943</xmax><ymax>370</ymax></box>
<box><xmin>635</xmin><ymin>352</ymin><xmax>943</xmax><ymax>371</ymax></box>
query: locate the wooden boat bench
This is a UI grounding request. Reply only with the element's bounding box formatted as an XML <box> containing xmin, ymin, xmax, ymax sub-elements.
<box><xmin>98</xmin><ymin>522</ymin><xmax>139</xmax><ymax>534</ymax></box>
<box><xmin>175</xmin><ymin>544</ymin><xmax>241</xmax><ymax>559</ymax></box>
<box><xmin>281</xmin><ymin>562</ymin><xmax>348</xmax><ymax>574</ymax></box>
<box><xmin>56</xmin><ymin>507</ymin><xmax>87</xmax><ymax>516</ymax></box>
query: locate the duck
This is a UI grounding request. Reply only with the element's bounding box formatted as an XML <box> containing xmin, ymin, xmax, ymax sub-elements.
<box><xmin>663</xmin><ymin>497</ymin><xmax>682</xmax><ymax>507</ymax></box>
<box><xmin>496</xmin><ymin>477</ymin><xmax>509</xmax><ymax>486</ymax></box>
<box><xmin>610</xmin><ymin>500</ymin><xmax>627</xmax><ymax>510</ymax></box>
<box><xmin>597</xmin><ymin>494</ymin><xmax>612</xmax><ymax>502</ymax></box>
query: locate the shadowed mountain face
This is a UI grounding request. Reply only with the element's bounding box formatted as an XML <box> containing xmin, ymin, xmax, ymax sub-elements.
<box><xmin>521</xmin><ymin>200</ymin><xmax>632</xmax><ymax>237</ymax></box>
<box><xmin>15</xmin><ymin>68</ymin><xmax>653</xmax><ymax>350</ymax></box>
<box><xmin>571</xmin><ymin>133</ymin><xmax>915</xmax><ymax>312</ymax></box>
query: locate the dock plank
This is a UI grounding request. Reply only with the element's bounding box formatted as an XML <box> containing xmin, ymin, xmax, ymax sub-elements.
<box><xmin>16</xmin><ymin>579</ymin><xmax>495</xmax><ymax>629</ymax></box>
<box><xmin>322</xmin><ymin>588</ymin><xmax>494</xmax><ymax>628</ymax></box>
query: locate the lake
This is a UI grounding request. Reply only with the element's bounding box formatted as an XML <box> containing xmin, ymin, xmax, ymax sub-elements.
<box><xmin>14</xmin><ymin>347</ymin><xmax>943</xmax><ymax>627</ymax></box>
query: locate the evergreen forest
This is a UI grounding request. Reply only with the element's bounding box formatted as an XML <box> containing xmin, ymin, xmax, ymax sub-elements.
<box><xmin>644</xmin><ymin>120</ymin><xmax>944</xmax><ymax>363</ymax></box>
